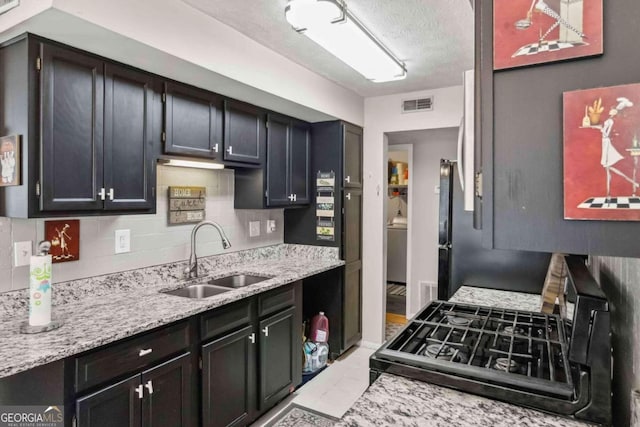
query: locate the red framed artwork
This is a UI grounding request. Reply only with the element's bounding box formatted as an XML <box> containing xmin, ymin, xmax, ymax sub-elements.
<box><xmin>45</xmin><ymin>219</ymin><xmax>80</xmax><ymax>262</ymax></box>
<box><xmin>494</xmin><ymin>0</ymin><xmax>603</xmax><ymax>70</ymax></box>
<box><xmin>564</xmin><ymin>83</ymin><xmax>640</xmax><ymax>221</ymax></box>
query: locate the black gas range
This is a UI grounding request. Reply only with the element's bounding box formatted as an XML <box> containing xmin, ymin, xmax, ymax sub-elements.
<box><xmin>370</xmin><ymin>256</ymin><xmax>611</xmax><ymax>425</ymax></box>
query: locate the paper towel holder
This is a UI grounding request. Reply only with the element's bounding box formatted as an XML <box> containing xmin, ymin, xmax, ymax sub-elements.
<box><xmin>20</xmin><ymin>240</ymin><xmax>64</xmax><ymax>335</ymax></box>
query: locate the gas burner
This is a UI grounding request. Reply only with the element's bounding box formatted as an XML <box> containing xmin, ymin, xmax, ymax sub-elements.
<box><xmin>493</xmin><ymin>357</ymin><xmax>519</xmax><ymax>373</ymax></box>
<box><xmin>425</xmin><ymin>344</ymin><xmax>455</xmax><ymax>360</ymax></box>
<box><xmin>446</xmin><ymin>315</ymin><xmax>472</xmax><ymax>327</ymax></box>
<box><xmin>503</xmin><ymin>325</ymin><xmax>525</xmax><ymax>336</ymax></box>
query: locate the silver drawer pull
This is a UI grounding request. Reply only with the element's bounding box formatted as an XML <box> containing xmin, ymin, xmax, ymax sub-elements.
<box><xmin>139</xmin><ymin>348</ymin><xmax>153</xmax><ymax>357</ymax></box>
<box><xmin>249</xmin><ymin>333</ymin><xmax>256</xmax><ymax>344</ymax></box>
<box><xmin>345</xmin><ymin>176</ymin><xmax>351</xmax><ymax>183</ymax></box>
<box><xmin>262</xmin><ymin>327</ymin><xmax>269</xmax><ymax>337</ymax></box>
<box><xmin>108</xmin><ymin>188</ymin><xmax>114</xmax><ymax>200</ymax></box>
<box><xmin>145</xmin><ymin>380</ymin><xmax>154</xmax><ymax>395</ymax></box>
<box><xmin>346</xmin><ymin>193</ymin><xmax>351</xmax><ymax>201</ymax></box>
<box><xmin>135</xmin><ymin>384</ymin><xmax>144</xmax><ymax>399</ymax></box>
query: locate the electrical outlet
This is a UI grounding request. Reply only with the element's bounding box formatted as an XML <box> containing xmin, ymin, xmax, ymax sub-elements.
<box><xmin>266</xmin><ymin>220</ymin><xmax>276</xmax><ymax>233</ymax></box>
<box><xmin>249</xmin><ymin>221</ymin><xmax>260</xmax><ymax>237</ymax></box>
<box><xmin>14</xmin><ymin>241</ymin><xmax>32</xmax><ymax>267</ymax></box>
<box><xmin>115</xmin><ymin>229</ymin><xmax>131</xmax><ymax>254</ymax></box>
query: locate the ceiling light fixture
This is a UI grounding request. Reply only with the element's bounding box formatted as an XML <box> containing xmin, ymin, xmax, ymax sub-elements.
<box><xmin>285</xmin><ymin>0</ymin><xmax>407</xmax><ymax>83</ymax></box>
<box><xmin>158</xmin><ymin>157</ymin><xmax>225</xmax><ymax>170</ymax></box>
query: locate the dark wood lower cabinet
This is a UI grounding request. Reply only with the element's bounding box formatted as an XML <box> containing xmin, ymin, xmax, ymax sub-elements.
<box><xmin>202</xmin><ymin>325</ymin><xmax>256</xmax><ymax>427</ymax></box>
<box><xmin>76</xmin><ymin>375</ymin><xmax>140</xmax><ymax>427</ymax></box>
<box><xmin>343</xmin><ymin>261</ymin><xmax>363</xmax><ymax>350</ymax></box>
<box><xmin>141</xmin><ymin>353</ymin><xmax>192</xmax><ymax>427</ymax></box>
<box><xmin>259</xmin><ymin>306</ymin><xmax>297</xmax><ymax>411</ymax></box>
<box><xmin>76</xmin><ymin>353</ymin><xmax>192</xmax><ymax>427</ymax></box>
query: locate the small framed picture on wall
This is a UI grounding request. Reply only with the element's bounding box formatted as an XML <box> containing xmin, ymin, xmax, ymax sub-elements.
<box><xmin>0</xmin><ymin>135</ymin><xmax>21</xmax><ymax>187</ymax></box>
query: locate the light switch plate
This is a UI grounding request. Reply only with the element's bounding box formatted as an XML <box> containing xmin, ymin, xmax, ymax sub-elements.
<box><xmin>266</xmin><ymin>220</ymin><xmax>276</xmax><ymax>233</ymax></box>
<box><xmin>14</xmin><ymin>241</ymin><xmax>32</xmax><ymax>267</ymax></box>
<box><xmin>115</xmin><ymin>229</ymin><xmax>131</xmax><ymax>254</ymax></box>
<box><xmin>249</xmin><ymin>221</ymin><xmax>260</xmax><ymax>237</ymax></box>
<box><xmin>434</xmin><ymin>185</ymin><xmax>440</xmax><ymax>194</ymax></box>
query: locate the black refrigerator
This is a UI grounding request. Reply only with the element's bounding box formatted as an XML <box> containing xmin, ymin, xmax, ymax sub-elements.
<box><xmin>438</xmin><ymin>159</ymin><xmax>552</xmax><ymax>300</ymax></box>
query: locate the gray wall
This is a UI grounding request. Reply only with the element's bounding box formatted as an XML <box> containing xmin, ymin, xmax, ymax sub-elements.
<box><xmin>0</xmin><ymin>166</ymin><xmax>283</xmax><ymax>291</ymax></box>
<box><xmin>589</xmin><ymin>256</ymin><xmax>640</xmax><ymax>427</ymax></box>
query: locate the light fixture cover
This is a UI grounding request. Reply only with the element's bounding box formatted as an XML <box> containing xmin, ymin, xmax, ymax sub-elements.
<box><xmin>285</xmin><ymin>0</ymin><xmax>406</xmax><ymax>82</ymax></box>
<box><xmin>158</xmin><ymin>157</ymin><xmax>225</xmax><ymax>170</ymax></box>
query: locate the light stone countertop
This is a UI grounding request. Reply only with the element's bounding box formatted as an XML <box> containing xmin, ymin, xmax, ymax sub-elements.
<box><xmin>0</xmin><ymin>244</ymin><xmax>343</xmax><ymax>379</ymax></box>
<box><xmin>449</xmin><ymin>285</ymin><xmax>542</xmax><ymax>312</ymax></box>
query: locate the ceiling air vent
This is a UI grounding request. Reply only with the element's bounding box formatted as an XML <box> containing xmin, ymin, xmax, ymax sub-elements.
<box><xmin>402</xmin><ymin>96</ymin><xmax>434</xmax><ymax>113</ymax></box>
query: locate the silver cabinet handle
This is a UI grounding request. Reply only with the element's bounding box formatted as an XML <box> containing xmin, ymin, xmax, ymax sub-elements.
<box><xmin>262</xmin><ymin>327</ymin><xmax>269</xmax><ymax>337</ymax></box>
<box><xmin>293</xmin><ymin>194</ymin><xmax>297</xmax><ymax>202</ymax></box>
<box><xmin>135</xmin><ymin>384</ymin><xmax>144</xmax><ymax>399</ymax></box>
<box><xmin>227</xmin><ymin>146</ymin><xmax>233</xmax><ymax>154</ymax></box>
<box><xmin>145</xmin><ymin>380</ymin><xmax>153</xmax><ymax>395</ymax></box>
<box><xmin>212</xmin><ymin>143</ymin><xmax>219</xmax><ymax>153</ymax></box>
<box><xmin>98</xmin><ymin>188</ymin><xmax>106</xmax><ymax>200</ymax></box>
<box><xmin>346</xmin><ymin>193</ymin><xmax>351</xmax><ymax>201</ymax></box>
<box><xmin>108</xmin><ymin>188</ymin><xmax>114</xmax><ymax>200</ymax></box>
<box><xmin>139</xmin><ymin>348</ymin><xmax>153</xmax><ymax>357</ymax></box>
<box><xmin>345</xmin><ymin>176</ymin><xmax>351</xmax><ymax>183</ymax></box>
<box><xmin>249</xmin><ymin>333</ymin><xmax>255</xmax><ymax>344</ymax></box>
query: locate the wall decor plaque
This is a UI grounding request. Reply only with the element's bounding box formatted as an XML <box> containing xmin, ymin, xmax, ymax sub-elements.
<box><xmin>45</xmin><ymin>219</ymin><xmax>80</xmax><ymax>263</ymax></box>
<box><xmin>168</xmin><ymin>186</ymin><xmax>206</xmax><ymax>225</ymax></box>
<box><xmin>0</xmin><ymin>134</ymin><xmax>21</xmax><ymax>187</ymax></box>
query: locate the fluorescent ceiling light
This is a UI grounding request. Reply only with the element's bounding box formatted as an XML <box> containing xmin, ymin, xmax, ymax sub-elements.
<box><xmin>158</xmin><ymin>158</ymin><xmax>225</xmax><ymax>170</ymax></box>
<box><xmin>285</xmin><ymin>0</ymin><xmax>406</xmax><ymax>83</ymax></box>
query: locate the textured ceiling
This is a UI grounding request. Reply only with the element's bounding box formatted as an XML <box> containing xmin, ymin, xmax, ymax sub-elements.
<box><xmin>181</xmin><ymin>0</ymin><xmax>474</xmax><ymax>97</ymax></box>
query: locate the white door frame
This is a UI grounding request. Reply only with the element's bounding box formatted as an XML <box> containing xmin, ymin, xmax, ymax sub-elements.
<box><xmin>384</xmin><ymin>142</ymin><xmax>413</xmax><ymax>319</ymax></box>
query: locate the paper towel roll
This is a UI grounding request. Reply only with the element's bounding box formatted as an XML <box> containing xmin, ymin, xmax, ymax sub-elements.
<box><xmin>29</xmin><ymin>255</ymin><xmax>52</xmax><ymax>326</ymax></box>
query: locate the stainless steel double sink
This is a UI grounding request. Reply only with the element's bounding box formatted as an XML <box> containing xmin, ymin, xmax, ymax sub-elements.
<box><xmin>162</xmin><ymin>274</ymin><xmax>270</xmax><ymax>299</ymax></box>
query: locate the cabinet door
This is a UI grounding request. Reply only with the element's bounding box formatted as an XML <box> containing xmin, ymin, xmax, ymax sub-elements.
<box><xmin>224</xmin><ymin>100</ymin><xmax>265</xmax><ymax>164</ymax></box>
<box><xmin>343</xmin><ymin>261</ymin><xmax>363</xmax><ymax>350</ymax></box>
<box><xmin>289</xmin><ymin>121</ymin><xmax>310</xmax><ymax>205</ymax></box>
<box><xmin>40</xmin><ymin>43</ymin><xmax>104</xmax><ymax>211</ymax></box>
<box><xmin>164</xmin><ymin>82</ymin><xmax>223</xmax><ymax>158</ymax></box>
<box><xmin>343</xmin><ymin>124</ymin><xmax>362</xmax><ymax>188</ymax></box>
<box><xmin>104</xmin><ymin>64</ymin><xmax>155</xmax><ymax>210</ymax></box>
<box><xmin>76</xmin><ymin>375</ymin><xmax>140</xmax><ymax>427</ymax></box>
<box><xmin>202</xmin><ymin>325</ymin><xmax>256</xmax><ymax>427</ymax></box>
<box><xmin>141</xmin><ymin>353</ymin><xmax>193</xmax><ymax>427</ymax></box>
<box><xmin>258</xmin><ymin>307</ymin><xmax>296</xmax><ymax>411</ymax></box>
<box><xmin>343</xmin><ymin>189</ymin><xmax>362</xmax><ymax>264</ymax></box>
<box><xmin>266</xmin><ymin>114</ymin><xmax>291</xmax><ymax>207</ymax></box>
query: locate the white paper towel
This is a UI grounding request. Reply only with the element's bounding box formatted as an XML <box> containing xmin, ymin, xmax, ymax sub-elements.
<box><xmin>29</xmin><ymin>255</ymin><xmax>52</xmax><ymax>326</ymax></box>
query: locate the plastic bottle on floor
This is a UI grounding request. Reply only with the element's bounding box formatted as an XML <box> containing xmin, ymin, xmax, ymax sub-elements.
<box><xmin>309</xmin><ymin>311</ymin><xmax>329</xmax><ymax>343</ymax></box>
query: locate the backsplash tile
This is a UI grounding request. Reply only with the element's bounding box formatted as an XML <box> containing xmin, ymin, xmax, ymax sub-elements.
<box><xmin>589</xmin><ymin>255</ymin><xmax>640</xmax><ymax>427</ymax></box>
<box><xmin>0</xmin><ymin>166</ymin><xmax>284</xmax><ymax>290</ymax></box>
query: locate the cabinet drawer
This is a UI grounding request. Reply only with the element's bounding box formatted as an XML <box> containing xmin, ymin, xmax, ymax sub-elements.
<box><xmin>258</xmin><ymin>284</ymin><xmax>295</xmax><ymax>318</ymax></box>
<box><xmin>201</xmin><ymin>298</ymin><xmax>254</xmax><ymax>341</ymax></box>
<box><xmin>75</xmin><ymin>321</ymin><xmax>190</xmax><ymax>392</ymax></box>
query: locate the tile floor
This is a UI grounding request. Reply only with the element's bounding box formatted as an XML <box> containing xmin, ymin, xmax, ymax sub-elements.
<box><xmin>251</xmin><ymin>345</ymin><xmax>376</xmax><ymax>426</ymax></box>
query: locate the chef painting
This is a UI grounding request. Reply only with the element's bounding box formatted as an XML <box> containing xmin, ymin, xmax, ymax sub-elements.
<box><xmin>564</xmin><ymin>84</ymin><xmax>640</xmax><ymax>221</ymax></box>
<box><xmin>0</xmin><ymin>135</ymin><xmax>20</xmax><ymax>187</ymax></box>
<box><xmin>494</xmin><ymin>0</ymin><xmax>603</xmax><ymax>70</ymax></box>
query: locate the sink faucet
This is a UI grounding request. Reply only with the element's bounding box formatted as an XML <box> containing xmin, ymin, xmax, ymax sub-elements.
<box><xmin>184</xmin><ymin>220</ymin><xmax>232</xmax><ymax>279</ymax></box>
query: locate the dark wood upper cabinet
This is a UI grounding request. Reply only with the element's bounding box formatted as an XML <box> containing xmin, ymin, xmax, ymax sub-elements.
<box><xmin>202</xmin><ymin>325</ymin><xmax>256</xmax><ymax>427</ymax></box>
<box><xmin>40</xmin><ymin>42</ymin><xmax>105</xmax><ymax>212</ymax></box>
<box><xmin>141</xmin><ymin>353</ymin><xmax>193</xmax><ymax>427</ymax></box>
<box><xmin>343</xmin><ymin>123</ymin><xmax>363</xmax><ymax>189</ymax></box>
<box><xmin>289</xmin><ymin>120</ymin><xmax>311</xmax><ymax>205</ymax></box>
<box><xmin>224</xmin><ymin>100</ymin><xmax>265</xmax><ymax>164</ymax></box>
<box><xmin>235</xmin><ymin>114</ymin><xmax>310</xmax><ymax>209</ymax></box>
<box><xmin>266</xmin><ymin>114</ymin><xmax>291</xmax><ymax>207</ymax></box>
<box><xmin>164</xmin><ymin>82</ymin><xmax>223</xmax><ymax>159</ymax></box>
<box><xmin>104</xmin><ymin>64</ymin><xmax>155</xmax><ymax>210</ymax></box>
<box><xmin>76</xmin><ymin>375</ymin><xmax>141</xmax><ymax>427</ymax></box>
<box><xmin>343</xmin><ymin>189</ymin><xmax>362</xmax><ymax>264</ymax></box>
<box><xmin>258</xmin><ymin>306</ymin><xmax>296</xmax><ymax>411</ymax></box>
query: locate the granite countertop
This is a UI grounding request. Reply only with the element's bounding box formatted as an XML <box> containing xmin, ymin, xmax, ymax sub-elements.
<box><xmin>449</xmin><ymin>285</ymin><xmax>542</xmax><ymax>312</ymax></box>
<box><xmin>0</xmin><ymin>244</ymin><xmax>343</xmax><ymax>379</ymax></box>
<box><xmin>337</xmin><ymin>374</ymin><xmax>593</xmax><ymax>427</ymax></box>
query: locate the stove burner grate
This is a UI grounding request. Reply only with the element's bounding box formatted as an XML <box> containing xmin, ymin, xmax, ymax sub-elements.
<box><xmin>425</xmin><ymin>344</ymin><xmax>455</xmax><ymax>360</ymax></box>
<box><xmin>503</xmin><ymin>325</ymin><xmax>526</xmax><ymax>336</ymax></box>
<box><xmin>492</xmin><ymin>357</ymin><xmax>519</xmax><ymax>373</ymax></box>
